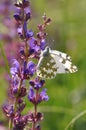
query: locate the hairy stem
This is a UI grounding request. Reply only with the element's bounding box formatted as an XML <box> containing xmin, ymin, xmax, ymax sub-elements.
<box><xmin>32</xmin><ymin>90</ymin><xmax>39</xmax><ymax>130</ymax></box>
<box><xmin>9</xmin><ymin>118</ymin><xmax>13</xmax><ymax>130</ymax></box>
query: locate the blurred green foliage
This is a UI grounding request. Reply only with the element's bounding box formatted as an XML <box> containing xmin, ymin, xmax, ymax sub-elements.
<box><xmin>0</xmin><ymin>0</ymin><xmax>86</xmax><ymax>130</ymax></box>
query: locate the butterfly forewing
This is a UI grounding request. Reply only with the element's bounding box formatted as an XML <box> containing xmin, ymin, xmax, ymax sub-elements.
<box><xmin>51</xmin><ymin>50</ymin><xmax>72</xmax><ymax>61</ymax></box>
<box><xmin>51</xmin><ymin>50</ymin><xmax>78</xmax><ymax>73</ymax></box>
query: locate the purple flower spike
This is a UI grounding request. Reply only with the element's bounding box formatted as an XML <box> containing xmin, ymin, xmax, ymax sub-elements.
<box><xmin>2</xmin><ymin>0</ymin><xmax>51</xmax><ymax>129</ymax></box>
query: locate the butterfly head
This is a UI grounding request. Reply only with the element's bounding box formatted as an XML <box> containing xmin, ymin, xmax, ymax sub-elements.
<box><xmin>42</xmin><ymin>46</ymin><xmax>50</xmax><ymax>57</ymax></box>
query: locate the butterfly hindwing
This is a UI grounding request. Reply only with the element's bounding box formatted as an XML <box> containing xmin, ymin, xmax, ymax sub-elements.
<box><xmin>37</xmin><ymin>54</ymin><xmax>57</xmax><ymax>79</ymax></box>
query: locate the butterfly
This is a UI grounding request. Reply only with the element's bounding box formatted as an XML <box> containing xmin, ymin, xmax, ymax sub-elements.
<box><xmin>36</xmin><ymin>46</ymin><xmax>78</xmax><ymax>79</ymax></box>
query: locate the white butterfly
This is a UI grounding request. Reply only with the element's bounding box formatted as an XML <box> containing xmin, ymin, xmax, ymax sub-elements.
<box><xmin>36</xmin><ymin>47</ymin><xmax>78</xmax><ymax>79</ymax></box>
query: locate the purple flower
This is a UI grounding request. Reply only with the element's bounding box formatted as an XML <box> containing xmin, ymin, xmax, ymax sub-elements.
<box><xmin>26</xmin><ymin>30</ymin><xmax>34</xmax><ymax>38</ymax></box>
<box><xmin>25</xmin><ymin>12</ymin><xmax>31</xmax><ymax>21</ymax></box>
<box><xmin>2</xmin><ymin>104</ymin><xmax>14</xmax><ymax>118</ymax></box>
<box><xmin>24</xmin><ymin>6</ymin><xmax>31</xmax><ymax>21</ymax></box>
<box><xmin>19</xmin><ymin>47</ymin><xmax>25</xmax><ymax>57</ymax></box>
<box><xmin>14</xmin><ymin>13</ymin><xmax>21</xmax><ymax>21</ymax></box>
<box><xmin>28</xmin><ymin>37</ymin><xmax>46</xmax><ymax>55</ymax></box>
<box><xmin>12</xmin><ymin>59</ymin><xmax>20</xmax><ymax>68</ymax></box>
<box><xmin>39</xmin><ymin>88</ymin><xmax>49</xmax><ymax>102</ymax></box>
<box><xmin>23</xmin><ymin>22</ymin><xmax>34</xmax><ymax>38</ymax></box>
<box><xmin>28</xmin><ymin>87</ymin><xmax>49</xmax><ymax>104</ymax></box>
<box><xmin>28</xmin><ymin>37</ymin><xmax>40</xmax><ymax>52</ymax></box>
<box><xmin>10</xmin><ymin>67</ymin><xmax>18</xmax><ymax>76</ymax></box>
<box><xmin>28</xmin><ymin>86</ymin><xmax>35</xmax><ymax>103</ymax></box>
<box><xmin>40</xmin><ymin>39</ymin><xmax>46</xmax><ymax>50</ymax></box>
<box><xmin>17</xmin><ymin>26</ymin><xmax>22</xmax><ymax>34</ymax></box>
<box><xmin>10</xmin><ymin>59</ymin><xmax>36</xmax><ymax>79</ymax></box>
<box><xmin>13</xmin><ymin>114</ymin><xmax>29</xmax><ymax>130</ymax></box>
<box><xmin>24</xmin><ymin>6</ymin><xmax>30</xmax><ymax>14</ymax></box>
<box><xmin>27</xmin><ymin>61</ymin><xmax>36</xmax><ymax>76</ymax></box>
<box><xmin>29</xmin><ymin>78</ymin><xmax>45</xmax><ymax>90</ymax></box>
<box><xmin>10</xmin><ymin>59</ymin><xmax>20</xmax><ymax>76</ymax></box>
<box><xmin>11</xmin><ymin>75</ymin><xmax>21</xmax><ymax>95</ymax></box>
<box><xmin>23</xmin><ymin>61</ymin><xmax>36</xmax><ymax>78</ymax></box>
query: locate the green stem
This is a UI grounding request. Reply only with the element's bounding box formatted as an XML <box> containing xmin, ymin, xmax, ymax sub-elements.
<box><xmin>21</xmin><ymin>4</ymin><xmax>29</xmax><ymax>62</ymax></box>
<box><xmin>14</xmin><ymin>79</ymin><xmax>23</xmax><ymax>111</ymax></box>
<box><xmin>65</xmin><ymin>110</ymin><xmax>86</xmax><ymax>130</ymax></box>
<box><xmin>9</xmin><ymin>79</ymin><xmax>23</xmax><ymax>129</ymax></box>
<box><xmin>32</xmin><ymin>104</ymin><xmax>37</xmax><ymax>130</ymax></box>
<box><xmin>25</xmin><ymin>39</ymin><xmax>29</xmax><ymax>62</ymax></box>
<box><xmin>9</xmin><ymin>118</ymin><xmax>13</xmax><ymax>130</ymax></box>
<box><xmin>32</xmin><ymin>90</ymin><xmax>39</xmax><ymax>130</ymax></box>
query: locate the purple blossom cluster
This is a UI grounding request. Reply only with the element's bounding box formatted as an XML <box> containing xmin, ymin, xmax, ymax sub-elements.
<box><xmin>2</xmin><ymin>0</ymin><xmax>51</xmax><ymax>130</ymax></box>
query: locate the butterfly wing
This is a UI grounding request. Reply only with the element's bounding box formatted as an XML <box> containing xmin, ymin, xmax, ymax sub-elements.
<box><xmin>36</xmin><ymin>47</ymin><xmax>78</xmax><ymax>79</ymax></box>
<box><xmin>37</xmin><ymin>54</ymin><xmax>58</xmax><ymax>79</ymax></box>
<box><xmin>51</xmin><ymin>50</ymin><xmax>78</xmax><ymax>73</ymax></box>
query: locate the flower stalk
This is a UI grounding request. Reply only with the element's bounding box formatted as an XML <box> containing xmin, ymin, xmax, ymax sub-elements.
<box><xmin>2</xmin><ymin>0</ymin><xmax>51</xmax><ymax>130</ymax></box>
